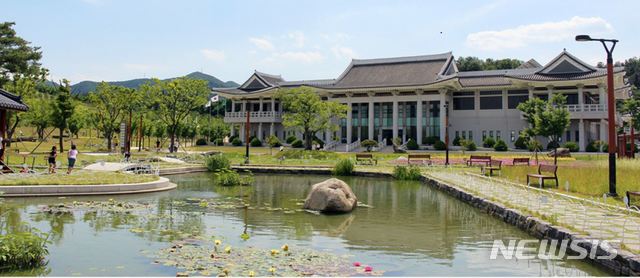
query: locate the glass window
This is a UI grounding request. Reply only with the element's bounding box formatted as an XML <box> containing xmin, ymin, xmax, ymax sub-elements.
<box><xmin>496</xmin><ymin>130</ymin><xmax>501</xmax><ymax>140</ymax></box>
<box><xmin>469</xmin><ymin>131</ymin><xmax>473</xmax><ymax>141</ymax></box>
<box><xmin>566</xmin><ymin>130</ymin><xmax>571</xmax><ymax>142</ymax></box>
<box><xmin>489</xmin><ymin>131</ymin><xmax>494</xmax><ymax>138</ymax></box>
<box><xmin>575</xmin><ymin>131</ymin><xmax>580</xmax><ymax>142</ymax></box>
<box><xmin>455</xmin><ymin>131</ymin><xmax>459</xmax><ymax>138</ymax></box>
<box><xmin>565</xmin><ymin>93</ymin><xmax>579</xmax><ymax>105</ymax></box>
<box><xmin>453</xmin><ymin>97</ymin><xmax>474</xmax><ymax>110</ymax></box>
<box><xmin>480</xmin><ymin>96</ymin><xmax>502</xmax><ymax>109</ymax></box>
<box><xmin>508</xmin><ymin>95</ymin><xmax>529</xmax><ymax>109</ymax></box>
<box><xmin>462</xmin><ymin>131</ymin><xmax>466</xmax><ymax>139</ymax></box>
<box><xmin>482</xmin><ymin>130</ymin><xmax>487</xmax><ymax>140</ymax></box>
<box><xmin>510</xmin><ymin>130</ymin><xmax>516</xmax><ymax>142</ymax></box>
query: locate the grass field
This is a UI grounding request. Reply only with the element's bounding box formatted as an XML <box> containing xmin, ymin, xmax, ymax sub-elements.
<box><xmin>0</xmin><ymin>170</ymin><xmax>158</xmax><ymax>186</ymax></box>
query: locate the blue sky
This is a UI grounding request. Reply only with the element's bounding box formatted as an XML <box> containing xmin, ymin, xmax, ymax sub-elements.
<box><xmin>2</xmin><ymin>0</ymin><xmax>638</xmax><ymax>84</ymax></box>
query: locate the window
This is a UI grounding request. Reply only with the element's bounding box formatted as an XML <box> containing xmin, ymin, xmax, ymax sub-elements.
<box><xmin>566</xmin><ymin>130</ymin><xmax>571</xmax><ymax>142</ymax></box>
<box><xmin>453</xmin><ymin>97</ymin><xmax>474</xmax><ymax>110</ymax></box>
<box><xmin>482</xmin><ymin>130</ymin><xmax>487</xmax><ymax>140</ymax></box>
<box><xmin>510</xmin><ymin>130</ymin><xmax>516</xmax><ymax>142</ymax></box>
<box><xmin>496</xmin><ymin>131</ymin><xmax>501</xmax><ymax>140</ymax></box>
<box><xmin>455</xmin><ymin>131</ymin><xmax>459</xmax><ymax>138</ymax></box>
<box><xmin>575</xmin><ymin>131</ymin><xmax>580</xmax><ymax>142</ymax></box>
<box><xmin>508</xmin><ymin>95</ymin><xmax>529</xmax><ymax>109</ymax></box>
<box><xmin>480</xmin><ymin>91</ymin><xmax>503</xmax><ymax>109</ymax></box>
<box><xmin>462</xmin><ymin>131</ymin><xmax>467</xmax><ymax>139</ymax></box>
<box><xmin>469</xmin><ymin>131</ymin><xmax>473</xmax><ymax>141</ymax></box>
<box><xmin>565</xmin><ymin>93</ymin><xmax>579</xmax><ymax>105</ymax></box>
<box><xmin>489</xmin><ymin>131</ymin><xmax>494</xmax><ymax>138</ymax></box>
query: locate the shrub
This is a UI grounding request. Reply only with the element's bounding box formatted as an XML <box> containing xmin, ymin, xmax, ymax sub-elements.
<box><xmin>286</xmin><ymin>136</ymin><xmax>297</xmax><ymax>144</ymax></box>
<box><xmin>250</xmin><ymin>137</ymin><xmax>262</xmax><ymax>147</ymax></box>
<box><xmin>361</xmin><ymin>139</ymin><xmax>378</xmax><ymax>152</ymax></box>
<box><xmin>333</xmin><ymin>158</ymin><xmax>354</xmax><ymax>176</ymax></box>
<box><xmin>291</xmin><ymin>139</ymin><xmax>304</xmax><ymax>148</ymax></box>
<box><xmin>433</xmin><ymin>140</ymin><xmax>446</xmax><ymax>150</ymax></box>
<box><xmin>424</xmin><ymin>136</ymin><xmax>439</xmax><ymax>145</ymax></box>
<box><xmin>452</xmin><ymin>136</ymin><xmax>461</xmax><ymax>146</ymax></box>
<box><xmin>393</xmin><ymin>165</ymin><xmax>422</xmax><ymax>180</ymax></box>
<box><xmin>195</xmin><ymin>138</ymin><xmax>208</xmax><ymax>146</ymax></box>
<box><xmin>213</xmin><ymin>138</ymin><xmax>224</xmax><ymax>146</ymax></box>
<box><xmin>266</xmin><ymin>135</ymin><xmax>281</xmax><ymax>148</ymax></box>
<box><xmin>463</xmin><ymin>140</ymin><xmax>477</xmax><ymax>151</ymax></box>
<box><xmin>274</xmin><ymin>150</ymin><xmax>339</xmax><ymax>160</ymax></box>
<box><xmin>514</xmin><ymin>136</ymin><xmax>527</xmax><ymax>149</ymax></box>
<box><xmin>586</xmin><ymin>141</ymin><xmax>599</xmax><ymax>152</ymax></box>
<box><xmin>483</xmin><ymin>137</ymin><xmax>495</xmax><ymax>148</ymax></box>
<box><xmin>546</xmin><ymin>141</ymin><xmax>560</xmax><ymax>150</ymax></box>
<box><xmin>494</xmin><ymin>139</ymin><xmax>508</xmax><ymax>151</ymax></box>
<box><xmin>527</xmin><ymin>139</ymin><xmax>543</xmax><ymax>152</ymax></box>
<box><xmin>205</xmin><ymin>154</ymin><xmax>230</xmax><ymax>172</ymax></box>
<box><xmin>406</xmin><ymin>138</ymin><xmax>419</xmax><ymax>150</ymax></box>
<box><xmin>231</xmin><ymin>137</ymin><xmax>243</xmax><ymax>146</ymax></box>
<box><xmin>213</xmin><ymin>169</ymin><xmax>254</xmax><ymax>186</ymax></box>
<box><xmin>563</xmin><ymin>141</ymin><xmax>579</xmax><ymax>152</ymax></box>
<box><xmin>602</xmin><ymin>143</ymin><xmax>608</xmax><ymax>152</ymax></box>
<box><xmin>312</xmin><ymin>136</ymin><xmax>324</xmax><ymax>148</ymax></box>
<box><xmin>0</xmin><ymin>230</ymin><xmax>49</xmax><ymax>269</ymax></box>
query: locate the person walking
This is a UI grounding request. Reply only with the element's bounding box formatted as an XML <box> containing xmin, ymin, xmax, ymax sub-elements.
<box><xmin>48</xmin><ymin>146</ymin><xmax>57</xmax><ymax>174</ymax></box>
<box><xmin>67</xmin><ymin>144</ymin><xmax>78</xmax><ymax>174</ymax></box>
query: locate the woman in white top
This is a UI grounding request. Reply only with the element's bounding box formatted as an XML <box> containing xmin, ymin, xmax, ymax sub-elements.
<box><xmin>67</xmin><ymin>144</ymin><xmax>78</xmax><ymax>174</ymax></box>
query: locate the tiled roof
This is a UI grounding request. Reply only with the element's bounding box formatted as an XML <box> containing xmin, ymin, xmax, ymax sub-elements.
<box><xmin>506</xmin><ymin>67</ymin><xmax>624</xmax><ymax>81</ymax></box>
<box><xmin>255</xmin><ymin>71</ymin><xmax>284</xmax><ymax>86</ymax></box>
<box><xmin>0</xmin><ymin>89</ymin><xmax>28</xmax><ymax>111</ymax></box>
<box><xmin>457</xmin><ymin>68</ymin><xmax>537</xmax><ymax>87</ymax></box>
<box><xmin>278</xmin><ymin>79</ymin><xmax>336</xmax><ymax>87</ymax></box>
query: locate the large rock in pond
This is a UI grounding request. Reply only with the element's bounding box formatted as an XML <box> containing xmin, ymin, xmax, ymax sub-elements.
<box><xmin>303</xmin><ymin>178</ymin><xmax>357</xmax><ymax>213</ymax></box>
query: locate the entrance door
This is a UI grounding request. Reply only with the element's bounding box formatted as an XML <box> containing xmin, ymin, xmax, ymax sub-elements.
<box><xmin>382</xmin><ymin>129</ymin><xmax>393</xmax><ymax>145</ymax></box>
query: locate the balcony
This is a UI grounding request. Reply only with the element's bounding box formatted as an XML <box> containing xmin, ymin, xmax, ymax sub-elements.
<box><xmin>224</xmin><ymin>111</ymin><xmax>283</xmax><ymax>123</ymax></box>
<box><xmin>563</xmin><ymin>104</ymin><xmax>606</xmax><ymax>119</ymax></box>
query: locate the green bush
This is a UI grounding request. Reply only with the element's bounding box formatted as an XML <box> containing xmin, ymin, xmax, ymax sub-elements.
<box><xmin>196</xmin><ymin>138</ymin><xmax>208</xmax><ymax>146</ymax></box>
<box><xmin>527</xmin><ymin>139</ymin><xmax>543</xmax><ymax>151</ymax></box>
<box><xmin>291</xmin><ymin>139</ymin><xmax>304</xmax><ymax>148</ymax></box>
<box><xmin>602</xmin><ymin>143</ymin><xmax>608</xmax><ymax>152</ymax></box>
<box><xmin>546</xmin><ymin>141</ymin><xmax>560</xmax><ymax>150</ymax></box>
<box><xmin>586</xmin><ymin>141</ymin><xmax>599</xmax><ymax>152</ymax></box>
<box><xmin>433</xmin><ymin>140</ymin><xmax>446</xmax><ymax>150</ymax></box>
<box><xmin>250</xmin><ymin>137</ymin><xmax>262</xmax><ymax>147</ymax></box>
<box><xmin>213</xmin><ymin>169</ymin><xmax>254</xmax><ymax>186</ymax></box>
<box><xmin>266</xmin><ymin>135</ymin><xmax>281</xmax><ymax>148</ymax></box>
<box><xmin>333</xmin><ymin>158</ymin><xmax>354</xmax><ymax>176</ymax></box>
<box><xmin>452</xmin><ymin>136</ymin><xmax>461</xmax><ymax>146</ymax></box>
<box><xmin>424</xmin><ymin>136</ymin><xmax>439</xmax><ymax>145</ymax></box>
<box><xmin>494</xmin><ymin>139</ymin><xmax>508</xmax><ymax>151</ymax></box>
<box><xmin>286</xmin><ymin>136</ymin><xmax>297</xmax><ymax>144</ymax></box>
<box><xmin>213</xmin><ymin>138</ymin><xmax>224</xmax><ymax>146</ymax></box>
<box><xmin>231</xmin><ymin>137</ymin><xmax>243</xmax><ymax>146</ymax></box>
<box><xmin>361</xmin><ymin>139</ymin><xmax>378</xmax><ymax>152</ymax></box>
<box><xmin>393</xmin><ymin>165</ymin><xmax>422</xmax><ymax>181</ymax></box>
<box><xmin>463</xmin><ymin>140</ymin><xmax>477</xmax><ymax>151</ymax></box>
<box><xmin>205</xmin><ymin>154</ymin><xmax>230</xmax><ymax>172</ymax></box>
<box><xmin>514</xmin><ymin>136</ymin><xmax>527</xmax><ymax>149</ymax></box>
<box><xmin>275</xmin><ymin>150</ymin><xmax>339</xmax><ymax>160</ymax></box>
<box><xmin>406</xmin><ymin>138</ymin><xmax>419</xmax><ymax>150</ymax></box>
<box><xmin>563</xmin><ymin>141</ymin><xmax>579</xmax><ymax>152</ymax></box>
<box><xmin>483</xmin><ymin>137</ymin><xmax>495</xmax><ymax>148</ymax></box>
<box><xmin>0</xmin><ymin>230</ymin><xmax>49</xmax><ymax>269</ymax></box>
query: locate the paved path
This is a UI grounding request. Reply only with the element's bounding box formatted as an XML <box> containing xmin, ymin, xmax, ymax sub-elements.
<box><xmin>425</xmin><ymin>168</ymin><xmax>640</xmax><ymax>253</ymax></box>
<box><xmin>84</xmin><ymin>162</ymin><xmax>134</xmax><ymax>171</ymax></box>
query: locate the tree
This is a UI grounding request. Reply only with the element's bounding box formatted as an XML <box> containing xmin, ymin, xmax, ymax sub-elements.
<box><xmin>275</xmin><ymin>86</ymin><xmax>348</xmax><ymax>150</ymax></box>
<box><xmin>51</xmin><ymin>80</ymin><xmax>75</xmax><ymax>152</ymax></box>
<box><xmin>533</xmin><ymin>94</ymin><xmax>570</xmax><ymax>165</ymax></box>
<box><xmin>624</xmin><ymin>57</ymin><xmax>640</xmax><ymax>90</ymax></box>
<box><xmin>456</xmin><ymin>56</ymin><xmax>523</xmax><ymax>72</ymax></box>
<box><xmin>621</xmin><ymin>90</ymin><xmax>640</xmax><ymax>130</ymax></box>
<box><xmin>201</xmin><ymin>117</ymin><xmax>229</xmax><ymax>142</ymax></box>
<box><xmin>68</xmin><ymin>102</ymin><xmax>90</xmax><ymax>138</ymax></box>
<box><xmin>0</xmin><ymin>22</ymin><xmax>43</xmax><ymax>87</ymax></box>
<box><xmin>2</xmin><ymin>77</ymin><xmax>39</xmax><ymax>146</ymax></box>
<box><xmin>141</xmin><ymin>78</ymin><xmax>209</xmax><ymax>153</ymax></box>
<box><xmin>22</xmin><ymin>93</ymin><xmax>53</xmax><ymax>140</ymax></box>
<box><xmin>88</xmin><ymin>82</ymin><xmax>129</xmax><ymax>152</ymax></box>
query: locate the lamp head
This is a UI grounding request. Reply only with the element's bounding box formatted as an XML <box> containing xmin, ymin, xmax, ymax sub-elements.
<box><xmin>575</xmin><ymin>35</ymin><xmax>592</xmax><ymax>42</ymax></box>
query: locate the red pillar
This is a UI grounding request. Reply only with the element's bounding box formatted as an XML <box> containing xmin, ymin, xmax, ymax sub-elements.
<box><xmin>0</xmin><ymin>109</ymin><xmax>6</xmax><ymax>162</ymax></box>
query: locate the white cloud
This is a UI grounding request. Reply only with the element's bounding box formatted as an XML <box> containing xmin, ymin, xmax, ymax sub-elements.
<box><xmin>331</xmin><ymin>46</ymin><xmax>357</xmax><ymax>59</ymax></box>
<box><xmin>249</xmin><ymin>37</ymin><xmax>275</xmax><ymax>51</ymax></box>
<box><xmin>274</xmin><ymin>51</ymin><xmax>324</xmax><ymax>63</ymax></box>
<box><xmin>466</xmin><ymin>16</ymin><xmax>614</xmax><ymax>51</ymax></box>
<box><xmin>201</xmin><ymin>49</ymin><xmax>226</xmax><ymax>62</ymax></box>
<box><xmin>288</xmin><ymin>31</ymin><xmax>305</xmax><ymax>48</ymax></box>
<box><xmin>123</xmin><ymin>63</ymin><xmax>167</xmax><ymax>72</ymax></box>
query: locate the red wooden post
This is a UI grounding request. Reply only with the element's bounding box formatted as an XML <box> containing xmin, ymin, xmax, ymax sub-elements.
<box><xmin>0</xmin><ymin>109</ymin><xmax>6</xmax><ymax>162</ymax></box>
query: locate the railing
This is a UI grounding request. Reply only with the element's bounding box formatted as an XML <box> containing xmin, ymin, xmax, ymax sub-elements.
<box><xmin>323</xmin><ymin>141</ymin><xmax>337</xmax><ymax>151</ymax></box>
<box><xmin>564</xmin><ymin>104</ymin><xmax>605</xmax><ymax>112</ymax></box>
<box><xmin>345</xmin><ymin>139</ymin><xmax>361</xmax><ymax>152</ymax></box>
<box><xmin>225</xmin><ymin>111</ymin><xmax>282</xmax><ymax>118</ymax></box>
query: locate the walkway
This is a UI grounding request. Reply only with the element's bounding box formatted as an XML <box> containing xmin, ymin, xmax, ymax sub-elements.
<box><xmin>425</xmin><ymin>167</ymin><xmax>640</xmax><ymax>253</ymax></box>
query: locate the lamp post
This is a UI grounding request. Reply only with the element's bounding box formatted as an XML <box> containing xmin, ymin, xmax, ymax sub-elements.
<box><xmin>576</xmin><ymin>34</ymin><xmax>619</xmax><ymax>196</ymax></box>
<box><xmin>444</xmin><ymin>101</ymin><xmax>450</xmax><ymax>166</ymax></box>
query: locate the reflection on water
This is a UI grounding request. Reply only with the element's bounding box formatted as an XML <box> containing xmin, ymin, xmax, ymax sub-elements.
<box><xmin>0</xmin><ymin>173</ymin><xmax>610</xmax><ymax>276</ymax></box>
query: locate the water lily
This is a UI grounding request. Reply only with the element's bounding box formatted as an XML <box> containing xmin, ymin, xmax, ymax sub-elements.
<box><xmin>248</xmin><ymin>271</ymin><xmax>255</xmax><ymax>277</ymax></box>
<box><xmin>364</xmin><ymin>266</ymin><xmax>373</xmax><ymax>272</ymax></box>
<box><xmin>214</xmin><ymin>239</ymin><xmax>222</xmax><ymax>246</ymax></box>
<box><xmin>270</xmin><ymin>249</ymin><xmax>279</xmax><ymax>256</ymax></box>
<box><xmin>269</xmin><ymin>266</ymin><xmax>276</xmax><ymax>274</ymax></box>
<box><xmin>281</xmin><ymin>244</ymin><xmax>289</xmax><ymax>252</ymax></box>
<box><xmin>224</xmin><ymin>246</ymin><xmax>232</xmax><ymax>253</ymax></box>
<box><xmin>353</xmin><ymin>262</ymin><xmax>361</xmax><ymax>267</ymax></box>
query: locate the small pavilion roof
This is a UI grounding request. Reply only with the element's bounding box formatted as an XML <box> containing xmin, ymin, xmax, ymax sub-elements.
<box><xmin>0</xmin><ymin>89</ymin><xmax>28</xmax><ymax>111</ymax></box>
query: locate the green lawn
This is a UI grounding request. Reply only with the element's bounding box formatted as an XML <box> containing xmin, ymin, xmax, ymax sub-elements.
<box><xmin>0</xmin><ymin>170</ymin><xmax>158</xmax><ymax>186</ymax></box>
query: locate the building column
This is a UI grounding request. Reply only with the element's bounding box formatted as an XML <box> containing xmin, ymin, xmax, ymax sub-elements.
<box><xmin>258</xmin><ymin>123</ymin><xmax>263</xmax><ymax>140</ymax></box>
<box><xmin>270</xmin><ymin>123</ymin><xmax>274</xmax><ymax>137</ymax></box>
<box><xmin>598</xmin><ymin>84</ymin><xmax>606</xmax><ymax>109</ymax></box>
<box><xmin>600</xmin><ymin>119</ymin><xmax>608</xmax><ymax>143</ymax></box>
<box><xmin>392</xmin><ymin>98</ymin><xmax>399</xmax><ymax>140</ymax></box>
<box><xmin>547</xmin><ymin>85</ymin><xmax>554</xmax><ymax>100</ymax></box>
<box><xmin>368</xmin><ymin>94</ymin><xmax>375</xmax><ymax>140</ymax></box>
<box><xmin>242</xmin><ymin>100</ymin><xmax>247</xmax><ymax>112</ymax></box>
<box><xmin>416</xmin><ymin>90</ymin><xmax>423</xmax><ymax>145</ymax></box>
<box><xmin>230</xmin><ymin>125</ymin><xmax>235</xmax><ymax>137</ymax></box>
<box><xmin>528</xmin><ymin>86</ymin><xmax>534</xmax><ymax>100</ymax></box>
<box><xmin>439</xmin><ymin>89</ymin><xmax>447</xmax><ymax>141</ymax></box>
<box><xmin>579</xmin><ymin>119</ymin><xmax>586</xmax><ymax>152</ymax></box>
<box><xmin>239</xmin><ymin>123</ymin><xmax>245</xmax><ymax>142</ymax></box>
<box><xmin>231</xmin><ymin>99</ymin><xmax>235</xmax><ymax>113</ymax></box>
<box><xmin>346</xmin><ymin>98</ymin><xmax>353</xmax><ymax>144</ymax></box>
<box><xmin>577</xmin><ymin>84</ymin><xmax>584</xmax><ymax>109</ymax></box>
<box><xmin>271</xmin><ymin>98</ymin><xmax>276</xmax><ymax>114</ymax></box>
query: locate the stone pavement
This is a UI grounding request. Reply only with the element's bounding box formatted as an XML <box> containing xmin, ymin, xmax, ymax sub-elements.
<box><xmin>425</xmin><ymin>167</ymin><xmax>640</xmax><ymax>253</ymax></box>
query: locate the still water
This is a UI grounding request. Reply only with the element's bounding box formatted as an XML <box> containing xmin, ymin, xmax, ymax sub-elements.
<box><xmin>0</xmin><ymin>173</ymin><xmax>609</xmax><ymax>276</ymax></box>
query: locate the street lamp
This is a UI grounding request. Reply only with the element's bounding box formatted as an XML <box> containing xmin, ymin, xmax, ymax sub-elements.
<box><xmin>575</xmin><ymin>34</ymin><xmax>619</xmax><ymax>196</ymax></box>
<box><xmin>444</xmin><ymin>101</ymin><xmax>450</xmax><ymax>166</ymax></box>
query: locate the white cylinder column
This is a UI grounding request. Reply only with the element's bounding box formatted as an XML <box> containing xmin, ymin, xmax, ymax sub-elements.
<box><xmin>258</xmin><ymin>123</ymin><xmax>263</xmax><ymax>140</ymax></box>
<box><xmin>346</xmin><ymin>101</ymin><xmax>353</xmax><ymax>144</ymax></box>
<box><xmin>598</xmin><ymin>84</ymin><xmax>606</xmax><ymax>109</ymax></box>
<box><xmin>368</xmin><ymin>99</ymin><xmax>374</xmax><ymax>140</ymax></box>
<box><xmin>392</xmin><ymin>100</ymin><xmax>399</xmax><ymax>140</ymax></box>
<box><xmin>416</xmin><ymin>92</ymin><xmax>423</xmax><ymax>145</ymax></box>
<box><xmin>600</xmin><ymin>119</ymin><xmax>608</xmax><ymax>144</ymax></box>
<box><xmin>579</xmin><ymin>119</ymin><xmax>586</xmax><ymax>151</ymax></box>
<box><xmin>439</xmin><ymin>90</ymin><xmax>447</xmax><ymax>141</ymax></box>
<box><xmin>270</xmin><ymin>123</ymin><xmax>274</xmax><ymax>137</ymax></box>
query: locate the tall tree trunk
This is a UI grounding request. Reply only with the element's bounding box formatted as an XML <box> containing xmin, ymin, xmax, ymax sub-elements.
<box><xmin>106</xmin><ymin>133</ymin><xmax>112</xmax><ymax>152</ymax></box>
<box><xmin>59</xmin><ymin>128</ymin><xmax>64</xmax><ymax>152</ymax></box>
<box><xmin>305</xmin><ymin>130</ymin><xmax>312</xmax><ymax>150</ymax></box>
<box><xmin>5</xmin><ymin>114</ymin><xmax>19</xmax><ymax>147</ymax></box>
<box><xmin>170</xmin><ymin>132</ymin><xmax>176</xmax><ymax>153</ymax></box>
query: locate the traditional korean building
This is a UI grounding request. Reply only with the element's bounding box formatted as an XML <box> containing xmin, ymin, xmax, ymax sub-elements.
<box><xmin>0</xmin><ymin>88</ymin><xmax>29</xmax><ymax>172</ymax></box>
<box><xmin>213</xmin><ymin>50</ymin><xmax>628</xmax><ymax>152</ymax></box>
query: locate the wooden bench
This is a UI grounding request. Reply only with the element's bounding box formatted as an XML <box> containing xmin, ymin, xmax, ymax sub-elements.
<box><xmin>466</xmin><ymin>155</ymin><xmax>491</xmax><ymax>166</ymax></box>
<box><xmin>626</xmin><ymin>191</ymin><xmax>640</xmax><ymax>209</ymax></box>
<box><xmin>526</xmin><ymin>164</ymin><xmax>559</xmax><ymax>188</ymax></box>
<box><xmin>408</xmin><ymin>153</ymin><xmax>432</xmax><ymax>166</ymax></box>
<box><xmin>481</xmin><ymin>159</ymin><xmax>502</xmax><ymax>176</ymax></box>
<box><xmin>512</xmin><ymin>157</ymin><xmax>530</xmax><ymax>166</ymax></box>
<box><xmin>355</xmin><ymin>153</ymin><xmax>377</xmax><ymax>165</ymax></box>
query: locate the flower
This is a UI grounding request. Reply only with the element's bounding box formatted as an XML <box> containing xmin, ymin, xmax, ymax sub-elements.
<box><xmin>281</xmin><ymin>244</ymin><xmax>289</xmax><ymax>251</ymax></box>
<box><xmin>270</xmin><ymin>249</ymin><xmax>279</xmax><ymax>256</ymax></box>
<box><xmin>248</xmin><ymin>271</ymin><xmax>255</xmax><ymax>277</ymax></box>
<box><xmin>215</xmin><ymin>239</ymin><xmax>222</xmax><ymax>246</ymax></box>
<box><xmin>364</xmin><ymin>266</ymin><xmax>373</xmax><ymax>272</ymax></box>
<box><xmin>269</xmin><ymin>266</ymin><xmax>276</xmax><ymax>274</ymax></box>
<box><xmin>224</xmin><ymin>246</ymin><xmax>232</xmax><ymax>253</ymax></box>
<box><xmin>353</xmin><ymin>262</ymin><xmax>361</xmax><ymax>267</ymax></box>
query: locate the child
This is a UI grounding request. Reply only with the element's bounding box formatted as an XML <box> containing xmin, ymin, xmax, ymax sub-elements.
<box><xmin>67</xmin><ymin>144</ymin><xmax>78</xmax><ymax>174</ymax></box>
<box><xmin>48</xmin><ymin>146</ymin><xmax>57</xmax><ymax>174</ymax></box>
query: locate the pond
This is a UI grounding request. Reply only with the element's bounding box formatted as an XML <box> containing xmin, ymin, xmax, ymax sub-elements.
<box><xmin>0</xmin><ymin>173</ymin><xmax>610</xmax><ymax>276</ymax></box>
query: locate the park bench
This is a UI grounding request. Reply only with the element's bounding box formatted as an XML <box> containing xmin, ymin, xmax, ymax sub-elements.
<box><xmin>0</xmin><ymin>160</ymin><xmax>13</xmax><ymax>174</ymax></box>
<box><xmin>408</xmin><ymin>153</ymin><xmax>432</xmax><ymax>166</ymax></box>
<box><xmin>355</xmin><ymin>153</ymin><xmax>377</xmax><ymax>165</ymax></box>
<box><xmin>466</xmin><ymin>155</ymin><xmax>491</xmax><ymax>167</ymax></box>
<box><xmin>512</xmin><ymin>157</ymin><xmax>530</xmax><ymax>166</ymax></box>
<box><xmin>481</xmin><ymin>159</ymin><xmax>502</xmax><ymax>176</ymax></box>
<box><xmin>625</xmin><ymin>191</ymin><xmax>640</xmax><ymax>209</ymax></box>
<box><xmin>526</xmin><ymin>164</ymin><xmax>559</xmax><ymax>188</ymax></box>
